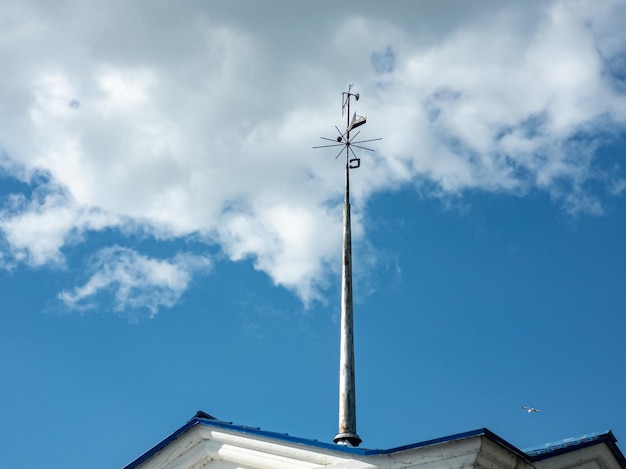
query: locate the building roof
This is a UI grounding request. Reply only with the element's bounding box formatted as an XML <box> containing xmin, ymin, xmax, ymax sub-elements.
<box><xmin>122</xmin><ymin>411</ymin><xmax>626</xmax><ymax>469</ymax></box>
<box><xmin>525</xmin><ymin>431</ymin><xmax>626</xmax><ymax>467</ymax></box>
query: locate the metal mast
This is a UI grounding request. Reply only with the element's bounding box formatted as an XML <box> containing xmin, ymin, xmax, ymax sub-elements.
<box><xmin>313</xmin><ymin>85</ymin><xmax>381</xmax><ymax>447</ymax></box>
<box><xmin>335</xmin><ymin>87</ymin><xmax>359</xmax><ymax>446</ymax></box>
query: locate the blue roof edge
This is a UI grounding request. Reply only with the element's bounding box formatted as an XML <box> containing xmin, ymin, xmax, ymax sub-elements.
<box><xmin>121</xmin><ymin>413</ymin><xmax>622</xmax><ymax>469</ymax></box>
<box><xmin>182</xmin><ymin>420</ymin><xmax>519</xmax><ymax>457</ymax></box>
<box><xmin>121</xmin><ymin>418</ymin><xmax>199</xmax><ymax>469</ymax></box>
<box><xmin>525</xmin><ymin>431</ymin><xmax>626</xmax><ymax>469</ymax></box>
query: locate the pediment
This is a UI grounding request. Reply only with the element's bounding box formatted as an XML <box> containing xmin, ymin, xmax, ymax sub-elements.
<box><xmin>124</xmin><ymin>417</ymin><xmax>625</xmax><ymax>469</ymax></box>
<box><xmin>130</xmin><ymin>424</ymin><xmax>375</xmax><ymax>469</ymax></box>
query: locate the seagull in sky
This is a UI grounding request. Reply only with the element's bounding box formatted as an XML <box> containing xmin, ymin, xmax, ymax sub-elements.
<box><xmin>521</xmin><ymin>406</ymin><xmax>541</xmax><ymax>413</ymax></box>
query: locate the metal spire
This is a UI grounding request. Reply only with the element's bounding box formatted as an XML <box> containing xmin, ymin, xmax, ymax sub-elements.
<box><xmin>313</xmin><ymin>85</ymin><xmax>381</xmax><ymax>447</ymax></box>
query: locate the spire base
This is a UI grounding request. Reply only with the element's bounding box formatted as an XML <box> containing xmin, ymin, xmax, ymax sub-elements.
<box><xmin>334</xmin><ymin>432</ymin><xmax>362</xmax><ymax>447</ymax></box>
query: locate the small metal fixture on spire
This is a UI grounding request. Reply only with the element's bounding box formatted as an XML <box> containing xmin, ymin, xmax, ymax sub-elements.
<box><xmin>313</xmin><ymin>85</ymin><xmax>382</xmax><ymax>447</ymax></box>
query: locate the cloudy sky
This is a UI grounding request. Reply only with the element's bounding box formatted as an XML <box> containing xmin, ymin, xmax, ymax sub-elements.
<box><xmin>2</xmin><ymin>1</ymin><xmax>626</xmax><ymax>468</ymax></box>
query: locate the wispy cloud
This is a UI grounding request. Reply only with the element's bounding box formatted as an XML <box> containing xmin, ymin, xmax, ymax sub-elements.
<box><xmin>58</xmin><ymin>247</ymin><xmax>211</xmax><ymax>318</ymax></box>
<box><xmin>1</xmin><ymin>0</ymin><xmax>625</xmax><ymax>309</ymax></box>
<box><xmin>0</xmin><ymin>182</ymin><xmax>120</xmax><ymax>268</ymax></box>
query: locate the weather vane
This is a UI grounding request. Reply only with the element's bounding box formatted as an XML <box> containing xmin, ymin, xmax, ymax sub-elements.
<box><xmin>313</xmin><ymin>84</ymin><xmax>382</xmax><ymax>169</ymax></box>
<box><xmin>313</xmin><ymin>85</ymin><xmax>381</xmax><ymax>448</ymax></box>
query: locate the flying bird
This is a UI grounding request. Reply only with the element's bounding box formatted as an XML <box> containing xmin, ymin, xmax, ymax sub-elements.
<box><xmin>521</xmin><ymin>406</ymin><xmax>541</xmax><ymax>413</ymax></box>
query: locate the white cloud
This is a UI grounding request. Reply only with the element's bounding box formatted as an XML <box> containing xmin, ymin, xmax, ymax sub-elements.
<box><xmin>1</xmin><ymin>0</ymin><xmax>626</xmax><ymax>309</ymax></box>
<box><xmin>58</xmin><ymin>247</ymin><xmax>211</xmax><ymax>318</ymax></box>
<box><xmin>360</xmin><ymin>0</ymin><xmax>626</xmax><ymax>211</ymax></box>
<box><xmin>0</xmin><ymin>183</ymin><xmax>120</xmax><ymax>267</ymax></box>
<box><xmin>217</xmin><ymin>202</ymin><xmax>339</xmax><ymax>304</ymax></box>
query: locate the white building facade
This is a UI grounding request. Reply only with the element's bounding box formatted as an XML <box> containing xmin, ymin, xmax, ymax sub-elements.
<box><xmin>122</xmin><ymin>413</ymin><xmax>626</xmax><ymax>469</ymax></box>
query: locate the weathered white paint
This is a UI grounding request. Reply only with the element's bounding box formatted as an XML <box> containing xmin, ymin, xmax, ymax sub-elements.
<box><xmin>533</xmin><ymin>443</ymin><xmax>619</xmax><ymax>469</ymax></box>
<box><xmin>131</xmin><ymin>425</ymin><xmax>372</xmax><ymax>469</ymax></box>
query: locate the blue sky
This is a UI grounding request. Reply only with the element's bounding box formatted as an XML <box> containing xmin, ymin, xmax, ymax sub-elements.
<box><xmin>1</xmin><ymin>1</ymin><xmax>626</xmax><ymax>468</ymax></box>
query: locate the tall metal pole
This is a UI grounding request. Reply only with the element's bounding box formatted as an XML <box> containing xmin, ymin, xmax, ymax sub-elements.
<box><xmin>334</xmin><ymin>93</ymin><xmax>362</xmax><ymax>447</ymax></box>
<box><xmin>313</xmin><ymin>86</ymin><xmax>380</xmax><ymax>447</ymax></box>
